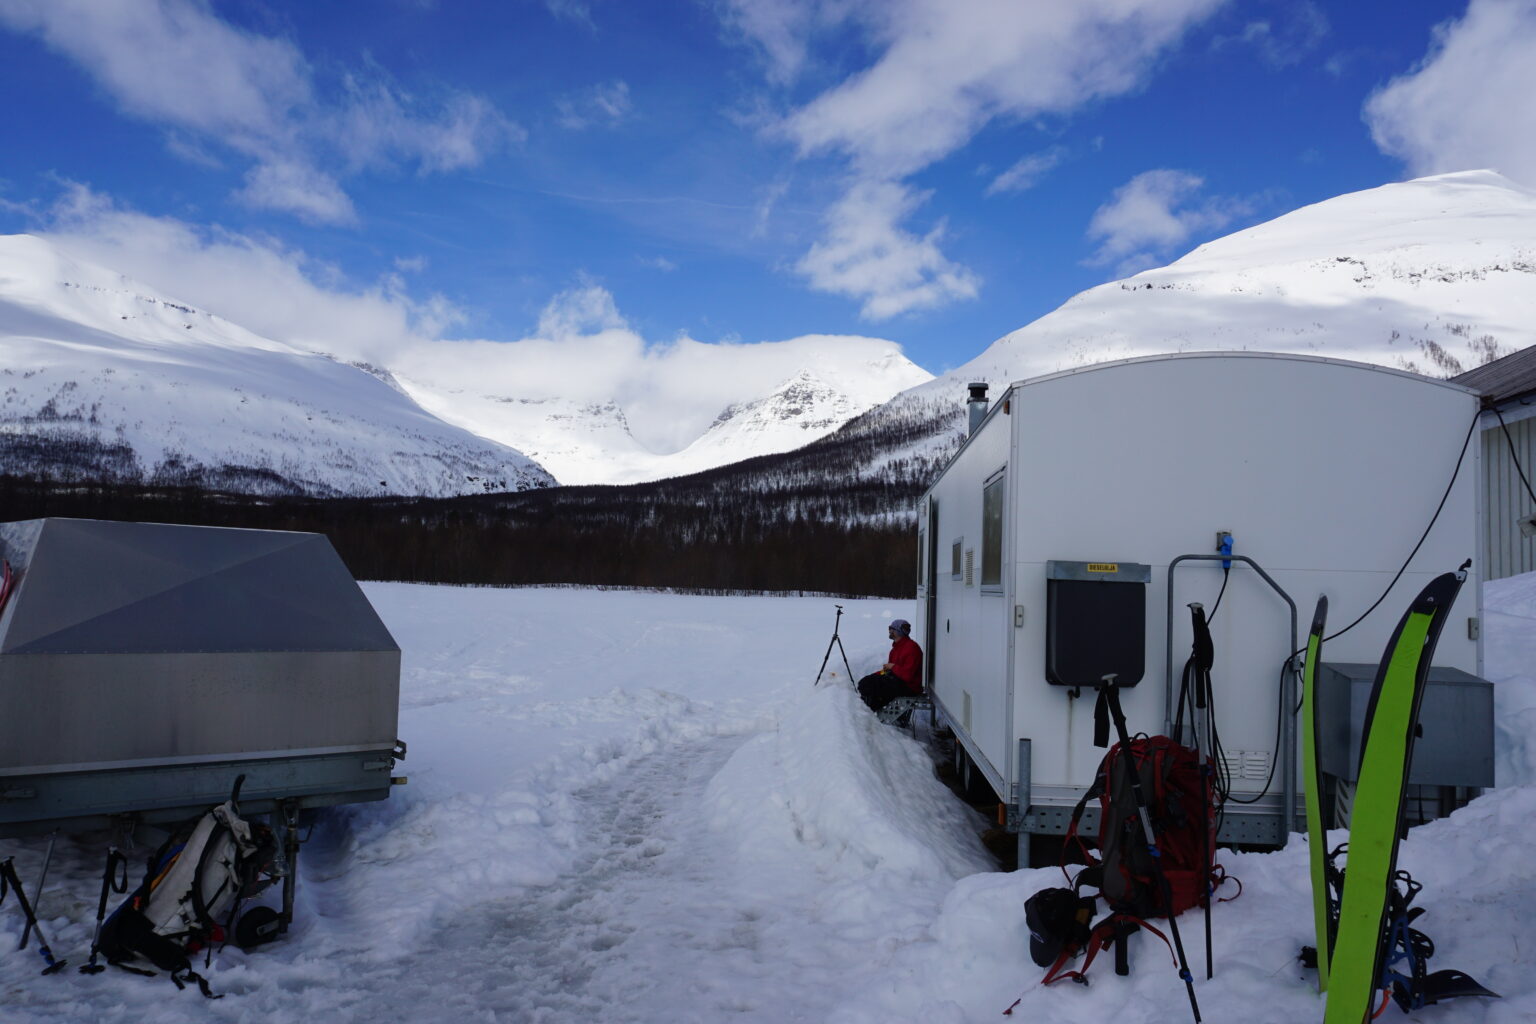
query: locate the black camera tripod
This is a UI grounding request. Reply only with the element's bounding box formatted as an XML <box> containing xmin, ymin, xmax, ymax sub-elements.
<box><xmin>813</xmin><ymin>604</ymin><xmax>856</xmax><ymax>686</ymax></box>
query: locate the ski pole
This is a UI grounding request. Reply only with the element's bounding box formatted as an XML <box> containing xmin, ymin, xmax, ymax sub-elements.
<box><xmin>80</xmin><ymin>848</ymin><xmax>128</xmax><ymax>975</ymax></box>
<box><xmin>1096</xmin><ymin>677</ymin><xmax>1202</xmax><ymax>1024</ymax></box>
<box><xmin>19</xmin><ymin>829</ymin><xmax>58</xmax><ymax>950</ymax></box>
<box><xmin>0</xmin><ymin>858</ymin><xmax>67</xmax><ymax>974</ymax></box>
<box><xmin>1188</xmin><ymin>604</ymin><xmax>1216</xmax><ymax>981</ymax></box>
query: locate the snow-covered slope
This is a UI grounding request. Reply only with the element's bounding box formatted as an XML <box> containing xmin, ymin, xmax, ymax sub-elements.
<box><xmin>3</xmin><ymin>577</ymin><xmax>1531</xmax><ymax>1021</ymax></box>
<box><xmin>866</xmin><ymin>170</ymin><xmax>1536</xmax><ymax>477</ymax></box>
<box><xmin>395</xmin><ymin>344</ymin><xmax>931</xmax><ymax>486</ymax></box>
<box><xmin>0</xmin><ymin>234</ymin><xmax>553</xmax><ymax>497</ymax></box>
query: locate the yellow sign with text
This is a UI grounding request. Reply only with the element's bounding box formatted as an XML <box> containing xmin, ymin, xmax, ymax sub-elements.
<box><xmin>1086</xmin><ymin>563</ymin><xmax>1119</xmax><ymax>573</ymax></box>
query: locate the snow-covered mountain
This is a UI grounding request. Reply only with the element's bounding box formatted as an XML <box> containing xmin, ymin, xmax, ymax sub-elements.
<box><xmin>1</xmin><ymin>231</ymin><xmax>930</xmax><ymax>493</ymax></box>
<box><xmin>393</xmin><ymin>345</ymin><xmax>931</xmax><ymax>486</ymax></box>
<box><xmin>0</xmin><ymin>234</ymin><xmax>553</xmax><ymax>497</ymax></box>
<box><xmin>859</xmin><ymin>170</ymin><xmax>1536</xmax><ymax>479</ymax></box>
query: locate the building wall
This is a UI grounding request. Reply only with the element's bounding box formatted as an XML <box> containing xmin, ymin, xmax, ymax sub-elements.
<box><xmin>1482</xmin><ymin>408</ymin><xmax>1536</xmax><ymax>580</ymax></box>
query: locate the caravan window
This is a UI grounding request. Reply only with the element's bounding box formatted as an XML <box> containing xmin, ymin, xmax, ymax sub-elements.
<box><xmin>917</xmin><ymin>525</ymin><xmax>927</xmax><ymax>587</ymax></box>
<box><xmin>981</xmin><ymin>472</ymin><xmax>1004</xmax><ymax>590</ymax></box>
<box><xmin>951</xmin><ymin>539</ymin><xmax>963</xmax><ymax>580</ymax></box>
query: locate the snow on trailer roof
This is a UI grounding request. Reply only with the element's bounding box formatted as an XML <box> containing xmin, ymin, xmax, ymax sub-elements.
<box><xmin>0</xmin><ymin>517</ymin><xmax>398</xmax><ymax>656</ymax></box>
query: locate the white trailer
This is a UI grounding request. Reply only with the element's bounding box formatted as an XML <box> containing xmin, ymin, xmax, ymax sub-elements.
<box><xmin>916</xmin><ymin>353</ymin><xmax>1484</xmax><ymax>851</ymax></box>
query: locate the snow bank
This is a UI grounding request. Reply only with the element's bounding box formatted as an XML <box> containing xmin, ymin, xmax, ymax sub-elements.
<box><xmin>706</xmin><ymin>682</ymin><xmax>992</xmax><ymax>935</ymax></box>
<box><xmin>1486</xmin><ymin>571</ymin><xmax>1536</xmax><ymax>787</ymax></box>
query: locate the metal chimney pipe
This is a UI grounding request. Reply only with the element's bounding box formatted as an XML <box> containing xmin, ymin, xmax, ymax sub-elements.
<box><xmin>967</xmin><ymin>382</ymin><xmax>989</xmax><ymax>435</ymax></box>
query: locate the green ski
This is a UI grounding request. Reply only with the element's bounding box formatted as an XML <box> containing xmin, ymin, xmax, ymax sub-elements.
<box><xmin>1301</xmin><ymin>595</ymin><xmax>1330</xmax><ymax>993</ymax></box>
<box><xmin>1323</xmin><ymin>571</ymin><xmax>1462</xmax><ymax>1024</ymax></box>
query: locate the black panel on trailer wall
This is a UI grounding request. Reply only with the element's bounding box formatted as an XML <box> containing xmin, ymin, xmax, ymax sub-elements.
<box><xmin>1044</xmin><ymin>560</ymin><xmax>1150</xmax><ymax>688</ymax></box>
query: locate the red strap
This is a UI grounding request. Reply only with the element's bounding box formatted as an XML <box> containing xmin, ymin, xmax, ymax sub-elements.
<box><xmin>1128</xmin><ymin>918</ymin><xmax>1179</xmax><ymax>967</ymax></box>
<box><xmin>1041</xmin><ymin>943</ymin><xmax>1092</xmax><ymax>987</ymax></box>
<box><xmin>1213</xmin><ymin>868</ymin><xmax>1243</xmax><ymax>903</ymax></box>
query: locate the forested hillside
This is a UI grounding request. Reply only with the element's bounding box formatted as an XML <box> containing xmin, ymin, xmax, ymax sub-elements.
<box><xmin>0</xmin><ymin>396</ymin><xmax>966</xmax><ymax>597</ymax></box>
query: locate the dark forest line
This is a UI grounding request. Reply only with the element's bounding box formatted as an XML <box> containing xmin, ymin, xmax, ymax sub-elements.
<box><xmin>0</xmin><ymin>395</ymin><xmax>962</xmax><ymax>597</ymax></box>
<box><xmin>0</xmin><ymin>474</ymin><xmax>920</xmax><ymax>597</ymax></box>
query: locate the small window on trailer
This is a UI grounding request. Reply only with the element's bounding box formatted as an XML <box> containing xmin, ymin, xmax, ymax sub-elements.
<box><xmin>917</xmin><ymin>524</ymin><xmax>927</xmax><ymax>586</ymax></box>
<box><xmin>981</xmin><ymin>471</ymin><xmax>1004</xmax><ymax>590</ymax></box>
<box><xmin>951</xmin><ymin>539</ymin><xmax>963</xmax><ymax>579</ymax></box>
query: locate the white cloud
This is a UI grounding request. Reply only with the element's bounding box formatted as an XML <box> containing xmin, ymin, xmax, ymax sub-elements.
<box><xmin>0</xmin><ymin>0</ymin><xmax>514</xmax><ymax>223</ymax></box>
<box><xmin>541</xmin><ymin>0</ymin><xmax>595</xmax><ymax>29</ymax></box>
<box><xmin>334</xmin><ymin>79</ymin><xmax>515</xmax><ymax>174</ymax></box>
<box><xmin>555</xmin><ymin>81</ymin><xmax>633</xmax><ymax>130</ymax></box>
<box><xmin>639</xmin><ymin>255</ymin><xmax>678</xmax><ymax>271</ymax></box>
<box><xmin>720</xmin><ymin>0</ymin><xmax>1226</xmax><ymax>318</ymax></box>
<box><xmin>536</xmin><ymin>278</ymin><xmax>630</xmax><ymax>339</ymax></box>
<box><xmin>1086</xmin><ymin>169</ymin><xmax>1252</xmax><ymax>276</ymax></box>
<box><xmin>21</xmin><ymin>184</ymin><xmax>915</xmax><ymax>454</ymax></box>
<box><xmin>986</xmin><ymin>147</ymin><xmax>1068</xmax><ymax>196</ymax></box>
<box><xmin>1211</xmin><ymin>2</ymin><xmax>1329</xmax><ymax>68</ymax></box>
<box><xmin>777</xmin><ymin>1</ymin><xmax>1226</xmax><ymax>179</ymax></box>
<box><xmin>34</xmin><ymin>183</ymin><xmax>450</xmax><ymax>360</ymax></box>
<box><xmin>796</xmin><ymin>179</ymin><xmax>980</xmax><ymax>320</ymax></box>
<box><xmin>715</xmin><ymin>0</ymin><xmax>824</xmax><ymax>84</ymax></box>
<box><xmin>1364</xmin><ymin>0</ymin><xmax>1536</xmax><ymax>187</ymax></box>
<box><xmin>411</xmin><ymin>325</ymin><xmax>914</xmax><ymax>453</ymax></box>
<box><xmin>237</xmin><ymin>160</ymin><xmax>358</xmax><ymax>225</ymax></box>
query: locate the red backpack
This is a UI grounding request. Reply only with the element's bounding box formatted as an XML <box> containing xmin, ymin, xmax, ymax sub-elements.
<box><xmin>1037</xmin><ymin>733</ymin><xmax>1233</xmax><ymax>987</ymax></box>
<box><xmin>1074</xmin><ymin>735</ymin><xmax>1216</xmax><ymax>919</ymax></box>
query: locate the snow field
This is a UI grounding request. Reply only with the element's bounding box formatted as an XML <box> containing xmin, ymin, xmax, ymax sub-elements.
<box><xmin>1</xmin><ymin>578</ymin><xmax>1532</xmax><ymax>1023</ymax></box>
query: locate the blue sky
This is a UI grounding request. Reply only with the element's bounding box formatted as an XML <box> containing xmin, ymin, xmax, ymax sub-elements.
<box><xmin>1</xmin><ymin>0</ymin><xmax>1531</xmax><ymax>377</ymax></box>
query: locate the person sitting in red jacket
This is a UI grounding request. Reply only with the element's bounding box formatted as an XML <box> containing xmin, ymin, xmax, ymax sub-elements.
<box><xmin>857</xmin><ymin>619</ymin><xmax>923</xmax><ymax>712</ymax></box>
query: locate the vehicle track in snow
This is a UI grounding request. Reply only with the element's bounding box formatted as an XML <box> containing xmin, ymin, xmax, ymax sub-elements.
<box><xmin>337</xmin><ymin>732</ymin><xmax>853</xmax><ymax>1024</ymax></box>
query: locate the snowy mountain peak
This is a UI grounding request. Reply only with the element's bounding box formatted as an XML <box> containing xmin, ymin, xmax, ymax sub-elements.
<box><xmin>709</xmin><ymin>370</ymin><xmax>843</xmax><ymax>430</ymax></box>
<box><xmin>934</xmin><ymin>169</ymin><xmax>1536</xmax><ymax>391</ymax></box>
<box><xmin>841</xmin><ymin>171</ymin><xmax>1536</xmax><ymax>490</ymax></box>
<box><xmin>0</xmin><ymin>233</ymin><xmax>301</xmax><ymax>357</ymax></box>
<box><xmin>0</xmin><ymin>233</ymin><xmax>553</xmax><ymax>497</ymax></box>
<box><xmin>396</xmin><ymin>342</ymin><xmax>931</xmax><ymax>486</ymax></box>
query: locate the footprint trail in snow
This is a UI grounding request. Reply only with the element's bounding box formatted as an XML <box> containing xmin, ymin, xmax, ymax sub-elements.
<box><xmin>341</xmin><ymin>733</ymin><xmax>848</xmax><ymax>1023</ymax></box>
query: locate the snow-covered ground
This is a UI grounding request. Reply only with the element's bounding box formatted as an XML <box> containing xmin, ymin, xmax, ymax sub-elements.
<box><xmin>2</xmin><ymin>578</ymin><xmax>1533</xmax><ymax>1023</ymax></box>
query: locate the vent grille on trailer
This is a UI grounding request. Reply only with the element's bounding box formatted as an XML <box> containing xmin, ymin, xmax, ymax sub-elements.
<box><xmin>1222</xmin><ymin>749</ymin><xmax>1272</xmax><ymax>782</ymax></box>
<box><xmin>964</xmin><ymin>549</ymin><xmax>975</xmax><ymax>587</ymax></box>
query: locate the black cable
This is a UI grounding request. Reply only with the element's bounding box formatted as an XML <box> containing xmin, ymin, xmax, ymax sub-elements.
<box><xmin>1197</xmin><ymin>406</ymin><xmax>1478</xmax><ymax>822</ymax></box>
<box><xmin>1219</xmin><ymin>659</ymin><xmax>1288</xmax><ymax>806</ymax></box>
<box><xmin>1205</xmin><ymin>566</ymin><xmax>1231</xmax><ymax>624</ymax></box>
<box><xmin>1317</xmin><ymin>407</ymin><xmax>1480</xmax><ymax>647</ymax></box>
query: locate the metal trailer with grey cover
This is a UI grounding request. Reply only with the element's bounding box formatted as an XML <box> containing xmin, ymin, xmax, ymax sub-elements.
<box><xmin>0</xmin><ymin>517</ymin><xmax>405</xmax><ymax>936</ymax></box>
<box><xmin>914</xmin><ymin>353</ymin><xmax>1494</xmax><ymax>863</ymax></box>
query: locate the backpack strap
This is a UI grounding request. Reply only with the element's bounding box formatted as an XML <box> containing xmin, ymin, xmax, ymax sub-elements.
<box><xmin>1061</xmin><ymin>765</ymin><xmax>1107</xmax><ymax>878</ymax></box>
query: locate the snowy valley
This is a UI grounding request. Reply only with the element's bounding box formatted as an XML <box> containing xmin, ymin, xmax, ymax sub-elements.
<box><xmin>1</xmin><ymin>577</ymin><xmax>1532</xmax><ymax>1023</ymax></box>
<box><xmin>4</xmin><ymin>172</ymin><xmax>1533</xmax><ymax>504</ymax></box>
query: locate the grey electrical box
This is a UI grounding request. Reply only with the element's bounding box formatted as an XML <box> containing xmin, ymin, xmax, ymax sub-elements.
<box><xmin>1316</xmin><ymin>662</ymin><xmax>1494</xmax><ymax>788</ymax></box>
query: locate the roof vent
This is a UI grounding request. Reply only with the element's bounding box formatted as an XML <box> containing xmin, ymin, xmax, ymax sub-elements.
<box><xmin>967</xmin><ymin>382</ymin><xmax>989</xmax><ymax>436</ymax></box>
